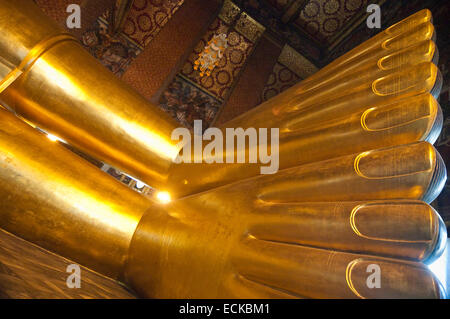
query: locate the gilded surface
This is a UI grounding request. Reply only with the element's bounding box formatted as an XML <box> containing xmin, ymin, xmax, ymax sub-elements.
<box><xmin>0</xmin><ymin>3</ymin><xmax>446</xmax><ymax>299</ymax></box>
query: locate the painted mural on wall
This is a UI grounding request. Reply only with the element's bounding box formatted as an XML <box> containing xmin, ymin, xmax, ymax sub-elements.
<box><xmin>82</xmin><ymin>9</ymin><xmax>142</xmax><ymax>76</ymax></box>
<box><xmin>159</xmin><ymin>76</ymin><xmax>222</xmax><ymax>129</ymax></box>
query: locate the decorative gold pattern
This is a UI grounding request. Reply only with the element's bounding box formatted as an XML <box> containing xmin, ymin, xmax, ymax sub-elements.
<box><xmin>282</xmin><ymin>0</ymin><xmax>309</xmax><ymax>23</ymax></box>
<box><xmin>296</xmin><ymin>0</ymin><xmax>370</xmax><ymax>44</ymax></box>
<box><xmin>278</xmin><ymin>44</ymin><xmax>318</xmax><ymax>79</ymax></box>
<box><xmin>180</xmin><ymin>18</ymin><xmax>254</xmax><ymax>100</ymax></box>
<box><xmin>123</xmin><ymin>0</ymin><xmax>185</xmax><ymax>48</ymax></box>
<box><xmin>261</xmin><ymin>62</ymin><xmax>301</xmax><ymax>102</ymax></box>
<box><xmin>219</xmin><ymin>0</ymin><xmax>241</xmax><ymax>24</ymax></box>
<box><xmin>235</xmin><ymin>12</ymin><xmax>265</xmax><ymax>43</ymax></box>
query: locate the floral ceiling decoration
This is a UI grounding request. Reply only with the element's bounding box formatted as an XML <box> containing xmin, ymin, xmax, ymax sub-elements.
<box><xmin>261</xmin><ymin>62</ymin><xmax>301</xmax><ymax>102</ymax></box>
<box><xmin>295</xmin><ymin>0</ymin><xmax>376</xmax><ymax>47</ymax></box>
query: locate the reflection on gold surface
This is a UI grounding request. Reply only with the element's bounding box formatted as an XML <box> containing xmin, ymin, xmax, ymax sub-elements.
<box><xmin>156</xmin><ymin>191</ymin><xmax>172</xmax><ymax>204</ymax></box>
<box><xmin>0</xmin><ymin>109</ymin><xmax>151</xmax><ymax>278</ymax></box>
<box><xmin>345</xmin><ymin>259</ymin><xmax>366</xmax><ymax>299</ymax></box>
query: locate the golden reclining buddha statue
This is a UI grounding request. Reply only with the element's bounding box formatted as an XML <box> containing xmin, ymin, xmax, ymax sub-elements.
<box><xmin>0</xmin><ymin>1</ymin><xmax>447</xmax><ymax>298</ymax></box>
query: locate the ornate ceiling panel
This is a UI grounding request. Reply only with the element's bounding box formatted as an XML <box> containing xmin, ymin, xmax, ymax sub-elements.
<box><xmin>123</xmin><ymin>0</ymin><xmax>185</xmax><ymax>48</ymax></box>
<box><xmin>278</xmin><ymin>44</ymin><xmax>318</xmax><ymax>78</ymax></box>
<box><xmin>80</xmin><ymin>0</ymin><xmax>185</xmax><ymax>76</ymax></box>
<box><xmin>180</xmin><ymin>18</ymin><xmax>255</xmax><ymax>101</ymax></box>
<box><xmin>261</xmin><ymin>61</ymin><xmax>301</xmax><ymax>102</ymax></box>
<box><xmin>235</xmin><ymin>0</ymin><xmax>322</xmax><ymax>64</ymax></box>
<box><xmin>295</xmin><ymin>0</ymin><xmax>369</xmax><ymax>45</ymax></box>
<box><xmin>158</xmin><ymin>1</ymin><xmax>266</xmax><ymax>129</ymax></box>
<box><xmin>239</xmin><ymin>0</ymin><xmax>386</xmax><ymax>65</ymax></box>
